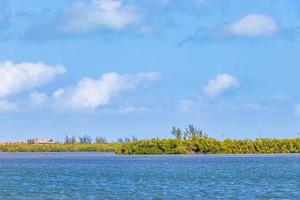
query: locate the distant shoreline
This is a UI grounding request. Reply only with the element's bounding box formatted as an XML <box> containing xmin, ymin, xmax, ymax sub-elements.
<box><xmin>0</xmin><ymin>137</ymin><xmax>300</xmax><ymax>155</ymax></box>
<box><xmin>117</xmin><ymin>137</ymin><xmax>300</xmax><ymax>154</ymax></box>
<box><xmin>1</xmin><ymin>152</ymin><xmax>300</xmax><ymax>156</ymax></box>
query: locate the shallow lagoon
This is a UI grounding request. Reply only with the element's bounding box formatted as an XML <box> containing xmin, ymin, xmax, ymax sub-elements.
<box><xmin>0</xmin><ymin>153</ymin><xmax>299</xmax><ymax>199</ymax></box>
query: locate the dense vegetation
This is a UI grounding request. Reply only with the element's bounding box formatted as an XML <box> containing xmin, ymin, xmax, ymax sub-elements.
<box><xmin>116</xmin><ymin>125</ymin><xmax>300</xmax><ymax>154</ymax></box>
<box><xmin>0</xmin><ymin>143</ymin><xmax>120</xmax><ymax>152</ymax></box>
<box><xmin>1</xmin><ymin>125</ymin><xmax>300</xmax><ymax>154</ymax></box>
<box><xmin>116</xmin><ymin>138</ymin><xmax>300</xmax><ymax>154</ymax></box>
<box><xmin>2</xmin><ymin>138</ymin><xmax>300</xmax><ymax>154</ymax></box>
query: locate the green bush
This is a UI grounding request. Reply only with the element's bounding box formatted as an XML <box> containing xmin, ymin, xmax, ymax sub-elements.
<box><xmin>2</xmin><ymin>137</ymin><xmax>300</xmax><ymax>155</ymax></box>
<box><xmin>0</xmin><ymin>143</ymin><xmax>121</xmax><ymax>152</ymax></box>
<box><xmin>116</xmin><ymin>137</ymin><xmax>300</xmax><ymax>155</ymax></box>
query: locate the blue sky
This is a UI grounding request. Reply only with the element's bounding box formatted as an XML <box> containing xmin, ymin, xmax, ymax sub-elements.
<box><xmin>1</xmin><ymin>0</ymin><xmax>300</xmax><ymax>141</ymax></box>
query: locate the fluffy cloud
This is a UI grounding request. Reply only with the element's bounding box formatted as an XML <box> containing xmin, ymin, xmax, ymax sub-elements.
<box><xmin>29</xmin><ymin>91</ymin><xmax>49</xmax><ymax>106</ymax></box>
<box><xmin>118</xmin><ymin>106</ymin><xmax>149</xmax><ymax>114</ymax></box>
<box><xmin>179</xmin><ymin>99</ymin><xmax>198</xmax><ymax>112</ymax></box>
<box><xmin>203</xmin><ymin>74</ymin><xmax>239</xmax><ymax>97</ymax></box>
<box><xmin>0</xmin><ymin>60</ymin><xmax>65</xmax><ymax>98</ymax></box>
<box><xmin>53</xmin><ymin>72</ymin><xmax>160</xmax><ymax>109</ymax></box>
<box><xmin>59</xmin><ymin>0</ymin><xmax>139</xmax><ymax>32</ymax></box>
<box><xmin>221</xmin><ymin>13</ymin><xmax>279</xmax><ymax>37</ymax></box>
<box><xmin>52</xmin><ymin>89</ymin><xmax>65</xmax><ymax>100</ymax></box>
<box><xmin>0</xmin><ymin>100</ymin><xmax>17</xmax><ymax>112</ymax></box>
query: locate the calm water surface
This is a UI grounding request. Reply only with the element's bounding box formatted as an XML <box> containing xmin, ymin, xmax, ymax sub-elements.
<box><xmin>0</xmin><ymin>153</ymin><xmax>300</xmax><ymax>199</ymax></box>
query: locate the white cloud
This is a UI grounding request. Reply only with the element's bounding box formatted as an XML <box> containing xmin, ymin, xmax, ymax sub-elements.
<box><xmin>52</xmin><ymin>89</ymin><xmax>65</xmax><ymax>100</ymax></box>
<box><xmin>221</xmin><ymin>13</ymin><xmax>279</xmax><ymax>37</ymax></box>
<box><xmin>54</xmin><ymin>72</ymin><xmax>160</xmax><ymax>109</ymax></box>
<box><xmin>0</xmin><ymin>60</ymin><xmax>65</xmax><ymax>98</ymax></box>
<box><xmin>179</xmin><ymin>99</ymin><xmax>197</xmax><ymax>112</ymax></box>
<box><xmin>59</xmin><ymin>0</ymin><xmax>139</xmax><ymax>32</ymax></box>
<box><xmin>29</xmin><ymin>92</ymin><xmax>48</xmax><ymax>106</ymax></box>
<box><xmin>203</xmin><ymin>74</ymin><xmax>239</xmax><ymax>97</ymax></box>
<box><xmin>118</xmin><ymin>106</ymin><xmax>149</xmax><ymax>114</ymax></box>
<box><xmin>0</xmin><ymin>100</ymin><xmax>17</xmax><ymax>112</ymax></box>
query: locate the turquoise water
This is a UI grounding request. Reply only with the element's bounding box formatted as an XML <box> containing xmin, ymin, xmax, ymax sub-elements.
<box><xmin>0</xmin><ymin>153</ymin><xmax>300</xmax><ymax>199</ymax></box>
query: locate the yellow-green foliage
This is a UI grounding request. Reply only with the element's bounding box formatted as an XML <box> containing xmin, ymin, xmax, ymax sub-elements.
<box><xmin>1</xmin><ymin>138</ymin><xmax>300</xmax><ymax>154</ymax></box>
<box><xmin>117</xmin><ymin>139</ymin><xmax>189</xmax><ymax>155</ymax></box>
<box><xmin>0</xmin><ymin>143</ymin><xmax>121</xmax><ymax>152</ymax></box>
<box><xmin>116</xmin><ymin>138</ymin><xmax>300</xmax><ymax>155</ymax></box>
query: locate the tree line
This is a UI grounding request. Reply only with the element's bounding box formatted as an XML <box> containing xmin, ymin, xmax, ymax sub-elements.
<box><xmin>2</xmin><ymin>124</ymin><xmax>300</xmax><ymax>154</ymax></box>
<box><xmin>116</xmin><ymin>137</ymin><xmax>300</xmax><ymax>154</ymax></box>
<box><xmin>64</xmin><ymin>135</ymin><xmax>138</xmax><ymax>144</ymax></box>
<box><xmin>115</xmin><ymin>124</ymin><xmax>300</xmax><ymax>154</ymax></box>
<box><xmin>171</xmin><ymin>124</ymin><xmax>206</xmax><ymax>140</ymax></box>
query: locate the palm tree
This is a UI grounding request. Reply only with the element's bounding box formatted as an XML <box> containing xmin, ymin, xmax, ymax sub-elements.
<box><xmin>171</xmin><ymin>127</ymin><xmax>182</xmax><ymax>139</ymax></box>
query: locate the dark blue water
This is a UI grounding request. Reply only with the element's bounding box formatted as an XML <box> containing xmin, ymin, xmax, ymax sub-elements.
<box><xmin>0</xmin><ymin>153</ymin><xmax>300</xmax><ymax>199</ymax></box>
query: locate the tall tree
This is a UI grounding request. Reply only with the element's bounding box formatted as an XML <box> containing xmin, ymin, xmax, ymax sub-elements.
<box><xmin>64</xmin><ymin>135</ymin><xmax>77</xmax><ymax>144</ymax></box>
<box><xmin>95</xmin><ymin>136</ymin><xmax>107</xmax><ymax>144</ymax></box>
<box><xmin>78</xmin><ymin>135</ymin><xmax>92</xmax><ymax>144</ymax></box>
<box><xmin>171</xmin><ymin>127</ymin><xmax>182</xmax><ymax>139</ymax></box>
<box><xmin>184</xmin><ymin>124</ymin><xmax>205</xmax><ymax>140</ymax></box>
